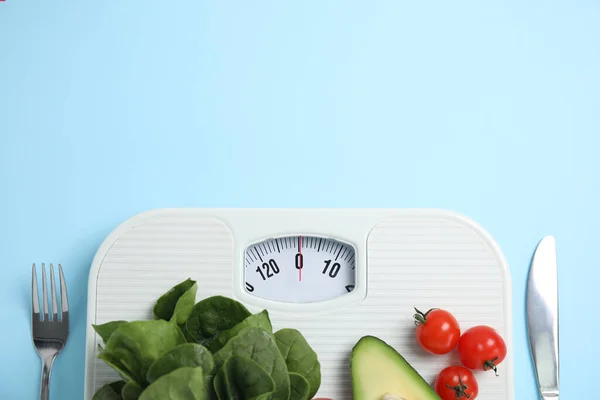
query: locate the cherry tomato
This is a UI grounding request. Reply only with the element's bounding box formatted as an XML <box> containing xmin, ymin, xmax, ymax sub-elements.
<box><xmin>413</xmin><ymin>307</ymin><xmax>460</xmax><ymax>354</ymax></box>
<box><xmin>434</xmin><ymin>366</ymin><xmax>479</xmax><ymax>400</ymax></box>
<box><xmin>458</xmin><ymin>325</ymin><xmax>507</xmax><ymax>375</ymax></box>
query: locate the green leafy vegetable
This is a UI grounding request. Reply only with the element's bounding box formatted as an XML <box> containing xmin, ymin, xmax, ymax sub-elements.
<box><xmin>153</xmin><ymin>278</ymin><xmax>198</xmax><ymax>326</ymax></box>
<box><xmin>185</xmin><ymin>295</ymin><xmax>251</xmax><ymax>347</ymax></box>
<box><xmin>146</xmin><ymin>343</ymin><xmax>215</xmax><ymax>383</ymax></box>
<box><xmin>213</xmin><ymin>356</ymin><xmax>275</xmax><ymax>400</ymax></box>
<box><xmin>97</xmin><ymin>347</ymin><xmax>138</xmax><ymax>383</ymax></box>
<box><xmin>183</xmin><ymin>326</ymin><xmax>197</xmax><ymax>343</ymax></box>
<box><xmin>209</xmin><ymin>310</ymin><xmax>272</xmax><ymax>353</ymax></box>
<box><xmin>288</xmin><ymin>373</ymin><xmax>310</xmax><ymax>400</ymax></box>
<box><xmin>275</xmin><ymin>328</ymin><xmax>321</xmax><ymax>399</ymax></box>
<box><xmin>93</xmin><ymin>321</ymin><xmax>128</xmax><ymax>343</ymax></box>
<box><xmin>122</xmin><ymin>382</ymin><xmax>143</xmax><ymax>400</ymax></box>
<box><xmin>92</xmin><ymin>279</ymin><xmax>323</xmax><ymax>400</ymax></box>
<box><xmin>92</xmin><ymin>381</ymin><xmax>126</xmax><ymax>400</ymax></box>
<box><xmin>139</xmin><ymin>367</ymin><xmax>208</xmax><ymax>400</ymax></box>
<box><xmin>99</xmin><ymin>320</ymin><xmax>187</xmax><ymax>386</ymax></box>
<box><xmin>213</xmin><ymin>327</ymin><xmax>290</xmax><ymax>400</ymax></box>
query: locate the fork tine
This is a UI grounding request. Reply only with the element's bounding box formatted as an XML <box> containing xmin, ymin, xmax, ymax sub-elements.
<box><xmin>32</xmin><ymin>264</ymin><xmax>40</xmax><ymax>317</ymax></box>
<box><xmin>50</xmin><ymin>263</ymin><xmax>58</xmax><ymax>320</ymax></box>
<box><xmin>59</xmin><ymin>264</ymin><xmax>68</xmax><ymax>314</ymax></box>
<box><xmin>41</xmin><ymin>263</ymin><xmax>48</xmax><ymax>321</ymax></box>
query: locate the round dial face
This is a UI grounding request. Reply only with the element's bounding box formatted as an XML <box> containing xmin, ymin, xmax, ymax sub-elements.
<box><xmin>244</xmin><ymin>235</ymin><xmax>356</xmax><ymax>303</ymax></box>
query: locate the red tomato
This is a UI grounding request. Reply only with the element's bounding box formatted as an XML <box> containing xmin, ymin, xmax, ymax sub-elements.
<box><xmin>458</xmin><ymin>325</ymin><xmax>507</xmax><ymax>375</ymax></box>
<box><xmin>434</xmin><ymin>366</ymin><xmax>479</xmax><ymax>400</ymax></box>
<box><xmin>414</xmin><ymin>307</ymin><xmax>460</xmax><ymax>354</ymax></box>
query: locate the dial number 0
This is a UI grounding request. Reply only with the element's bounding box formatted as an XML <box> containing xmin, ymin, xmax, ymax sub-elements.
<box><xmin>295</xmin><ymin>253</ymin><xmax>303</xmax><ymax>270</ymax></box>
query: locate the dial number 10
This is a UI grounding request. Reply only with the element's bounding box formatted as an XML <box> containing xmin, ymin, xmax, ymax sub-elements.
<box><xmin>322</xmin><ymin>260</ymin><xmax>341</xmax><ymax>278</ymax></box>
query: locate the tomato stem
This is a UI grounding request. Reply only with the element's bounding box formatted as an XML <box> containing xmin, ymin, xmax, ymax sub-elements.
<box><xmin>445</xmin><ymin>375</ymin><xmax>471</xmax><ymax>398</ymax></box>
<box><xmin>413</xmin><ymin>307</ymin><xmax>437</xmax><ymax>327</ymax></box>
<box><xmin>483</xmin><ymin>357</ymin><xmax>500</xmax><ymax>376</ymax></box>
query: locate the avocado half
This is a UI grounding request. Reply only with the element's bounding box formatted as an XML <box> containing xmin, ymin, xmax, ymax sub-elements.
<box><xmin>350</xmin><ymin>336</ymin><xmax>441</xmax><ymax>400</ymax></box>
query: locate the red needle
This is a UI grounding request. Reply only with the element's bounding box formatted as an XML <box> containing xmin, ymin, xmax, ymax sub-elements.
<box><xmin>298</xmin><ymin>236</ymin><xmax>302</xmax><ymax>282</ymax></box>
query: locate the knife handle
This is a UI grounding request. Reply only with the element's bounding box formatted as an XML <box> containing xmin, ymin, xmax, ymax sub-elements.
<box><xmin>542</xmin><ymin>393</ymin><xmax>559</xmax><ymax>400</ymax></box>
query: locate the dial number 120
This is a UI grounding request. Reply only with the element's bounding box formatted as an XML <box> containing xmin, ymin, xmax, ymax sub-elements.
<box><xmin>256</xmin><ymin>259</ymin><xmax>280</xmax><ymax>281</ymax></box>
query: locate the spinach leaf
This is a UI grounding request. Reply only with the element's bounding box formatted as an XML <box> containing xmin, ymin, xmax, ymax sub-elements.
<box><xmin>213</xmin><ymin>356</ymin><xmax>275</xmax><ymax>400</ymax></box>
<box><xmin>97</xmin><ymin>346</ymin><xmax>137</xmax><ymax>383</ymax></box>
<box><xmin>93</xmin><ymin>381</ymin><xmax>126</xmax><ymax>400</ymax></box>
<box><xmin>153</xmin><ymin>278</ymin><xmax>198</xmax><ymax>326</ymax></box>
<box><xmin>288</xmin><ymin>373</ymin><xmax>310</xmax><ymax>400</ymax></box>
<box><xmin>209</xmin><ymin>310</ymin><xmax>272</xmax><ymax>353</ymax></box>
<box><xmin>213</xmin><ymin>327</ymin><xmax>290</xmax><ymax>400</ymax></box>
<box><xmin>182</xmin><ymin>326</ymin><xmax>197</xmax><ymax>342</ymax></box>
<box><xmin>146</xmin><ymin>343</ymin><xmax>215</xmax><ymax>383</ymax></box>
<box><xmin>93</xmin><ymin>321</ymin><xmax>128</xmax><ymax>343</ymax></box>
<box><xmin>274</xmin><ymin>329</ymin><xmax>321</xmax><ymax>399</ymax></box>
<box><xmin>139</xmin><ymin>367</ymin><xmax>207</xmax><ymax>400</ymax></box>
<box><xmin>99</xmin><ymin>320</ymin><xmax>187</xmax><ymax>386</ymax></box>
<box><xmin>122</xmin><ymin>382</ymin><xmax>143</xmax><ymax>400</ymax></box>
<box><xmin>185</xmin><ymin>296</ymin><xmax>251</xmax><ymax>347</ymax></box>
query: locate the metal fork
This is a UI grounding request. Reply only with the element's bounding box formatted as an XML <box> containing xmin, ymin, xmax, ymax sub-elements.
<box><xmin>31</xmin><ymin>263</ymin><xmax>69</xmax><ymax>400</ymax></box>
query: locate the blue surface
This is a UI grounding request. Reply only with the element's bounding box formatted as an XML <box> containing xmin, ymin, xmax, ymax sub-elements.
<box><xmin>1</xmin><ymin>1</ymin><xmax>598</xmax><ymax>398</ymax></box>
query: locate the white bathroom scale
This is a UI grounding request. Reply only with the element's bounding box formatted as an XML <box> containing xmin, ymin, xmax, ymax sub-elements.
<box><xmin>84</xmin><ymin>208</ymin><xmax>513</xmax><ymax>400</ymax></box>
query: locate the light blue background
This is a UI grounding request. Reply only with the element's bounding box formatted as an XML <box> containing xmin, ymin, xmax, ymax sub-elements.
<box><xmin>1</xmin><ymin>1</ymin><xmax>598</xmax><ymax>398</ymax></box>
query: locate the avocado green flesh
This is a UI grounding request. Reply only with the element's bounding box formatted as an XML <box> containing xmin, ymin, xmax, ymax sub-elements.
<box><xmin>350</xmin><ymin>336</ymin><xmax>440</xmax><ymax>400</ymax></box>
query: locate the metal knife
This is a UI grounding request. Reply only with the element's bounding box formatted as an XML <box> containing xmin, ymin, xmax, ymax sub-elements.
<box><xmin>526</xmin><ymin>235</ymin><xmax>559</xmax><ymax>400</ymax></box>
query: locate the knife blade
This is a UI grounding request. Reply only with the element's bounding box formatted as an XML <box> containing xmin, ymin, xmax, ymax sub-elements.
<box><xmin>526</xmin><ymin>235</ymin><xmax>559</xmax><ymax>400</ymax></box>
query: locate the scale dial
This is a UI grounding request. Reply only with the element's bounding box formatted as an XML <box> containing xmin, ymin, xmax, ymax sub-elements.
<box><xmin>244</xmin><ymin>235</ymin><xmax>356</xmax><ymax>303</ymax></box>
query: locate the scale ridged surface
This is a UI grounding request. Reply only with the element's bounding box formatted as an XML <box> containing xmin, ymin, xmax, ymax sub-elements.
<box><xmin>90</xmin><ymin>213</ymin><xmax>511</xmax><ymax>400</ymax></box>
<box><xmin>92</xmin><ymin>215</ymin><xmax>234</xmax><ymax>387</ymax></box>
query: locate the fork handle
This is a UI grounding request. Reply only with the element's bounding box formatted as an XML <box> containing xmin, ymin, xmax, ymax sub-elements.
<box><xmin>40</xmin><ymin>357</ymin><xmax>55</xmax><ymax>400</ymax></box>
